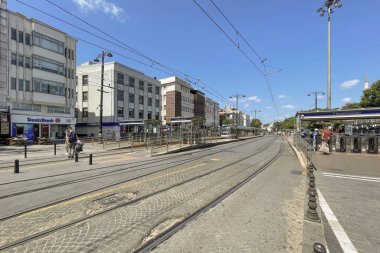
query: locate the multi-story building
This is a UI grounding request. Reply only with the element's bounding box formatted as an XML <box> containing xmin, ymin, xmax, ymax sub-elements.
<box><xmin>205</xmin><ymin>98</ymin><xmax>220</xmax><ymax>127</ymax></box>
<box><xmin>76</xmin><ymin>61</ymin><xmax>161</xmax><ymax>138</ymax></box>
<box><xmin>0</xmin><ymin>1</ymin><xmax>77</xmax><ymax>141</ymax></box>
<box><xmin>160</xmin><ymin>76</ymin><xmax>194</xmax><ymax>125</ymax></box>
<box><xmin>194</xmin><ymin>90</ymin><xmax>205</xmax><ymax>120</ymax></box>
<box><xmin>219</xmin><ymin>106</ymin><xmax>244</xmax><ymax>126</ymax></box>
<box><xmin>242</xmin><ymin>113</ymin><xmax>251</xmax><ymax>127</ymax></box>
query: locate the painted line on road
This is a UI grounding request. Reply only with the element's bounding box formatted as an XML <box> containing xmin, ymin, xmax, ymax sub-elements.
<box><xmin>317</xmin><ymin>189</ymin><xmax>358</xmax><ymax>253</ymax></box>
<box><xmin>323</xmin><ymin>173</ymin><xmax>380</xmax><ymax>183</ymax></box>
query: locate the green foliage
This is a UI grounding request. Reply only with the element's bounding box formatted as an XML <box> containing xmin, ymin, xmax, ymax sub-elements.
<box><xmin>273</xmin><ymin>117</ymin><xmax>295</xmax><ymax>131</ymax></box>
<box><xmin>250</xmin><ymin>118</ymin><xmax>262</xmax><ymax>128</ymax></box>
<box><xmin>341</xmin><ymin>102</ymin><xmax>361</xmax><ymax>109</ymax></box>
<box><xmin>222</xmin><ymin>118</ymin><xmax>234</xmax><ymax>125</ymax></box>
<box><xmin>360</xmin><ymin>80</ymin><xmax>380</xmax><ymax>107</ymax></box>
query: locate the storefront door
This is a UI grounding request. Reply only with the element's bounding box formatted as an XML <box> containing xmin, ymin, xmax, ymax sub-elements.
<box><xmin>33</xmin><ymin>124</ymin><xmax>39</xmax><ymax>140</ymax></box>
<box><xmin>41</xmin><ymin>125</ymin><xmax>49</xmax><ymax>138</ymax></box>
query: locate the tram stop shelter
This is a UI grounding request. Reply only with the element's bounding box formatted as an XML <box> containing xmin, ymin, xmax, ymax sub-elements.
<box><xmin>169</xmin><ymin>116</ymin><xmax>205</xmax><ymax>144</ymax></box>
<box><xmin>295</xmin><ymin>107</ymin><xmax>380</xmax><ymax>154</ymax></box>
<box><xmin>119</xmin><ymin>119</ymin><xmax>161</xmax><ymax>142</ymax></box>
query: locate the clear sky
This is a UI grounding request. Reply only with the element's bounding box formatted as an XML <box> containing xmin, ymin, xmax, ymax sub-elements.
<box><xmin>8</xmin><ymin>0</ymin><xmax>380</xmax><ymax>124</ymax></box>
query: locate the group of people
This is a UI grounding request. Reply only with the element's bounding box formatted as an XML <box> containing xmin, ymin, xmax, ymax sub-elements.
<box><xmin>65</xmin><ymin>128</ymin><xmax>83</xmax><ymax>159</ymax></box>
<box><xmin>301</xmin><ymin>126</ymin><xmax>333</xmax><ymax>153</ymax></box>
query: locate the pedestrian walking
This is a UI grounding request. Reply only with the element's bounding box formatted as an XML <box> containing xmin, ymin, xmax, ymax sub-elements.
<box><xmin>321</xmin><ymin>126</ymin><xmax>332</xmax><ymax>153</ymax></box>
<box><xmin>68</xmin><ymin>128</ymin><xmax>78</xmax><ymax>159</ymax></box>
<box><xmin>312</xmin><ymin>128</ymin><xmax>318</xmax><ymax>150</ymax></box>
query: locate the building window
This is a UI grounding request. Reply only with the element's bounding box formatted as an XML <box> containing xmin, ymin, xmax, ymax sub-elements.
<box><xmin>83</xmin><ymin>91</ymin><xmax>88</xmax><ymax>102</ymax></box>
<box><xmin>33</xmin><ymin>78</ymin><xmax>65</xmax><ymax>96</ymax></box>
<box><xmin>128</xmin><ymin>108</ymin><xmax>134</xmax><ymax>118</ymax></box>
<box><xmin>117</xmin><ymin>107</ymin><xmax>124</xmax><ymax>117</ymax></box>
<box><xmin>11</xmin><ymin>78</ymin><xmax>16</xmax><ymax>90</ymax></box>
<box><xmin>18</xmin><ymin>54</ymin><xmax>23</xmax><ymax>67</ymax></box>
<box><xmin>18</xmin><ymin>79</ymin><xmax>24</xmax><ymax>91</ymax></box>
<box><xmin>25</xmin><ymin>56</ymin><xmax>31</xmax><ymax>68</ymax></box>
<box><xmin>48</xmin><ymin>106</ymin><xmax>70</xmax><ymax>114</ymax></box>
<box><xmin>164</xmin><ymin>105</ymin><xmax>166</xmax><ymax>110</ymax></box>
<box><xmin>25</xmin><ymin>80</ymin><xmax>31</xmax><ymax>91</ymax></box>
<box><xmin>155</xmin><ymin>112</ymin><xmax>159</xmax><ymax>120</ymax></box>
<box><xmin>147</xmin><ymin>111</ymin><xmax>152</xmax><ymax>119</ymax></box>
<box><xmin>148</xmin><ymin>98</ymin><xmax>152</xmax><ymax>106</ymax></box>
<box><xmin>33</xmin><ymin>32</ymin><xmax>64</xmax><ymax>54</ymax></box>
<box><xmin>18</xmin><ymin>31</ymin><xmax>23</xmax><ymax>43</ymax></box>
<box><xmin>11</xmin><ymin>28</ymin><xmax>17</xmax><ymax>40</ymax></box>
<box><xmin>83</xmin><ymin>108</ymin><xmax>88</xmax><ymax>117</ymax></box>
<box><xmin>139</xmin><ymin>95</ymin><xmax>144</xmax><ymax>105</ymax></box>
<box><xmin>25</xmin><ymin>33</ymin><xmax>31</xmax><ymax>45</ymax></box>
<box><xmin>11</xmin><ymin>53</ymin><xmax>16</xmax><ymax>65</ymax></box>
<box><xmin>155</xmin><ymin>99</ymin><xmax>159</xmax><ymax>107</ymax></box>
<box><xmin>129</xmin><ymin>93</ymin><xmax>135</xmax><ymax>103</ymax></box>
<box><xmin>75</xmin><ymin>108</ymin><xmax>78</xmax><ymax>118</ymax></box>
<box><xmin>139</xmin><ymin>110</ymin><xmax>144</xmax><ymax>119</ymax></box>
<box><xmin>128</xmin><ymin>77</ymin><xmax>135</xmax><ymax>88</ymax></box>
<box><xmin>32</xmin><ymin>55</ymin><xmax>64</xmax><ymax>75</ymax></box>
<box><xmin>117</xmin><ymin>90</ymin><xmax>124</xmax><ymax>101</ymax></box>
<box><xmin>117</xmin><ymin>73</ymin><xmax>124</xmax><ymax>85</ymax></box>
<box><xmin>65</xmin><ymin>48</ymin><xmax>67</xmax><ymax>57</ymax></box>
<box><xmin>148</xmin><ymin>83</ymin><xmax>152</xmax><ymax>93</ymax></box>
<box><xmin>139</xmin><ymin>81</ymin><xmax>144</xmax><ymax>91</ymax></box>
<box><xmin>68</xmin><ymin>49</ymin><xmax>71</xmax><ymax>59</ymax></box>
<box><xmin>13</xmin><ymin>103</ymin><xmax>41</xmax><ymax>112</ymax></box>
<box><xmin>155</xmin><ymin>86</ymin><xmax>160</xmax><ymax>95</ymax></box>
<box><xmin>82</xmin><ymin>75</ymin><xmax>88</xmax><ymax>85</ymax></box>
<box><xmin>71</xmin><ymin>50</ymin><xmax>75</xmax><ymax>60</ymax></box>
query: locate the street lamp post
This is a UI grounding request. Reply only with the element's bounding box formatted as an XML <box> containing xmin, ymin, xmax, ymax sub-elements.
<box><xmin>317</xmin><ymin>0</ymin><xmax>342</xmax><ymax>109</ymax></box>
<box><xmin>229</xmin><ymin>93</ymin><xmax>245</xmax><ymax>126</ymax></box>
<box><xmin>94</xmin><ymin>50</ymin><xmax>113</xmax><ymax>142</ymax></box>
<box><xmin>308</xmin><ymin>91</ymin><xmax>325</xmax><ymax>110</ymax></box>
<box><xmin>251</xmin><ymin>110</ymin><xmax>261</xmax><ymax>119</ymax></box>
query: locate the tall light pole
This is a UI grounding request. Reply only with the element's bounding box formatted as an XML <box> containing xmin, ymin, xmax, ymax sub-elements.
<box><xmin>317</xmin><ymin>0</ymin><xmax>342</xmax><ymax>109</ymax></box>
<box><xmin>94</xmin><ymin>50</ymin><xmax>113</xmax><ymax>141</ymax></box>
<box><xmin>229</xmin><ymin>93</ymin><xmax>245</xmax><ymax>126</ymax></box>
<box><xmin>251</xmin><ymin>110</ymin><xmax>261</xmax><ymax>119</ymax></box>
<box><xmin>308</xmin><ymin>91</ymin><xmax>325</xmax><ymax>110</ymax></box>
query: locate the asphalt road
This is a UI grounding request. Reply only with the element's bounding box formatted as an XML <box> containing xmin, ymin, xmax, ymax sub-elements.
<box><xmin>0</xmin><ymin>135</ymin><xmax>305</xmax><ymax>252</ymax></box>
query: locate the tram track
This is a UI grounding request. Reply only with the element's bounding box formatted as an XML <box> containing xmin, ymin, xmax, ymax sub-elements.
<box><xmin>0</xmin><ymin>136</ymin><xmax>271</xmax><ymax>221</ymax></box>
<box><xmin>0</xmin><ymin>136</ymin><xmax>282</xmax><ymax>252</ymax></box>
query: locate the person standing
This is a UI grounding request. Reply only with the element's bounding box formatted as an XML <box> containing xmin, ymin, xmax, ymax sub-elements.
<box><xmin>312</xmin><ymin>128</ymin><xmax>318</xmax><ymax>150</ymax></box>
<box><xmin>68</xmin><ymin>128</ymin><xmax>78</xmax><ymax>158</ymax></box>
<box><xmin>65</xmin><ymin>129</ymin><xmax>70</xmax><ymax>155</ymax></box>
<box><xmin>322</xmin><ymin>126</ymin><xmax>333</xmax><ymax>153</ymax></box>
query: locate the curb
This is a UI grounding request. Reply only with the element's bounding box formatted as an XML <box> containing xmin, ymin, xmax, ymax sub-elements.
<box><xmin>284</xmin><ymin>135</ymin><xmax>327</xmax><ymax>253</ymax></box>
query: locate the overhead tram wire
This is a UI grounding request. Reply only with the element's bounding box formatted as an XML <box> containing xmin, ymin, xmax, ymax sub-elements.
<box><xmin>44</xmin><ymin>0</ymin><xmax>227</xmax><ymax>101</ymax></box>
<box><xmin>15</xmin><ymin>0</ymin><xmax>227</xmax><ymax>105</ymax></box>
<box><xmin>193</xmin><ymin>0</ymin><xmax>281</xmax><ymax>117</ymax></box>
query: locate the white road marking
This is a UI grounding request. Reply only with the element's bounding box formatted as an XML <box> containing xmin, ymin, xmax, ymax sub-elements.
<box><xmin>323</xmin><ymin>173</ymin><xmax>380</xmax><ymax>183</ymax></box>
<box><xmin>317</xmin><ymin>189</ymin><xmax>358</xmax><ymax>253</ymax></box>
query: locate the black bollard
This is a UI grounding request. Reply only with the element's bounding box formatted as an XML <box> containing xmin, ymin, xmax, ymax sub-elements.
<box><xmin>306</xmin><ymin>190</ymin><xmax>320</xmax><ymax>222</ymax></box>
<box><xmin>308</xmin><ymin>175</ymin><xmax>316</xmax><ymax>195</ymax></box>
<box><xmin>14</xmin><ymin>159</ymin><xmax>19</xmax><ymax>173</ymax></box>
<box><xmin>54</xmin><ymin>143</ymin><xmax>57</xmax><ymax>155</ymax></box>
<box><xmin>24</xmin><ymin>144</ymin><xmax>27</xmax><ymax>158</ymax></box>
<box><xmin>313</xmin><ymin>242</ymin><xmax>326</xmax><ymax>253</ymax></box>
<box><xmin>89</xmin><ymin>153</ymin><xmax>93</xmax><ymax>165</ymax></box>
<box><xmin>75</xmin><ymin>152</ymin><xmax>78</xmax><ymax>162</ymax></box>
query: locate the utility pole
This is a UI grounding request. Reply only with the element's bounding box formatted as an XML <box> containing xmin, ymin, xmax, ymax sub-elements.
<box><xmin>317</xmin><ymin>0</ymin><xmax>342</xmax><ymax>109</ymax></box>
<box><xmin>308</xmin><ymin>91</ymin><xmax>325</xmax><ymax>110</ymax></box>
<box><xmin>94</xmin><ymin>50</ymin><xmax>113</xmax><ymax>142</ymax></box>
<box><xmin>251</xmin><ymin>110</ymin><xmax>261</xmax><ymax>119</ymax></box>
<box><xmin>229</xmin><ymin>93</ymin><xmax>245</xmax><ymax>126</ymax></box>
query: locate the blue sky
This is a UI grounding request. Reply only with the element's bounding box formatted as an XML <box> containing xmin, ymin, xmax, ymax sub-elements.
<box><xmin>9</xmin><ymin>0</ymin><xmax>380</xmax><ymax>123</ymax></box>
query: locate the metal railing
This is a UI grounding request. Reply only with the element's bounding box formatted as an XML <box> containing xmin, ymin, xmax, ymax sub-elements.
<box><xmin>293</xmin><ymin>133</ymin><xmax>314</xmax><ymax>166</ymax></box>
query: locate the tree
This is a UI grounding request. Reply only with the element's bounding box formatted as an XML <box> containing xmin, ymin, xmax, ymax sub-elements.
<box><xmin>360</xmin><ymin>80</ymin><xmax>380</xmax><ymax>107</ymax></box>
<box><xmin>341</xmin><ymin>102</ymin><xmax>361</xmax><ymax>109</ymax></box>
<box><xmin>222</xmin><ymin>118</ymin><xmax>234</xmax><ymax>125</ymax></box>
<box><xmin>250</xmin><ymin>119</ymin><xmax>262</xmax><ymax>128</ymax></box>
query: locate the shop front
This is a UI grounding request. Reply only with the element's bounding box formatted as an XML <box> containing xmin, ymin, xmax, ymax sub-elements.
<box><xmin>11</xmin><ymin>114</ymin><xmax>76</xmax><ymax>141</ymax></box>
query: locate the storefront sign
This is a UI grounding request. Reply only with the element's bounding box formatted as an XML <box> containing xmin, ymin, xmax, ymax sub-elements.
<box><xmin>11</xmin><ymin>115</ymin><xmax>76</xmax><ymax>125</ymax></box>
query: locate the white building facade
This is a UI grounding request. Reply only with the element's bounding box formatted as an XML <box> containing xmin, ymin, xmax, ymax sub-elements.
<box><xmin>160</xmin><ymin>76</ymin><xmax>194</xmax><ymax>125</ymax></box>
<box><xmin>76</xmin><ymin>61</ymin><xmax>161</xmax><ymax>138</ymax></box>
<box><xmin>0</xmin><ymin>1</ymin><xmax>77</xmax><ymax>141</ymax></box>
<box><xmin>205</xmin><ymin>98</ymin><xmax>220</xmax><ymax>127</ymax></box>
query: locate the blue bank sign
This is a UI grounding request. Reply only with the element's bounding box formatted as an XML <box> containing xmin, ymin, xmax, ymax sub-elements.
<box><xmin>27</xmin><ymin>117</ymin><xmax>54</xmax><ymax>123</ymax></box>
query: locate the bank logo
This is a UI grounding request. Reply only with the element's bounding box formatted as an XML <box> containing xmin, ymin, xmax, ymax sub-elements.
<box><xmin>55</xmin><ymin>118</ymin><xmax>61</xmax><ymax>123</ymax></box>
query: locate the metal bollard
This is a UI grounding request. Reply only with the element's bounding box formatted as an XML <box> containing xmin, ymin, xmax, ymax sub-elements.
<box><xmin>313</xmin><ymin>243</ymin><xmax>326</xmax><ymax>253</ymax></box>
<box><xmin>75</xmin><ymin>152</ymin><xmax>78</xmax><ymax>162</ymax></box>
<box><xmin>14</xmin><ymin>159</ymin><xmax>19</xmax><ymax>173</ymax></box>
<box><xmin>305</xmin><ymin>190</ymin><xmax>320</xmax><ymax>222</ymax></box>
<box><xmin>308</xmin><ymin>174</ymin><xmax>316</xmax><ymax>194</ymax></box>
<box><xmin>24</xmin><ymin>144</ymin><xmax>27</xmax><ymax>158</ymax></box>
<box><xmin>89</xmin><ymin>153</ymin><xmax>93</xmax><ymax>165</ymax></box>
<box><xmin>54</xmin><ymin>143</ymin><xmax>57</xmax><ymax>155</ymax></box>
